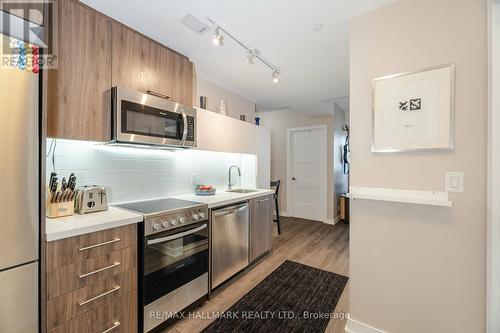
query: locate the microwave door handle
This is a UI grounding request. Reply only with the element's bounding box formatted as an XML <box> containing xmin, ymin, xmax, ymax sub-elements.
<box><xmin>180</xmin><ymin>109</ymin><xmax>188</xmax><ymax>146</ymax></box>
<box><xmin>147</xmin><ymin>223</ymin><xmax>207</xmax><ymax>245</ymax></box>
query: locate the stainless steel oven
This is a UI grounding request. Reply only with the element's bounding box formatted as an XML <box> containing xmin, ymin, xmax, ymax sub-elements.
<box><xmin>143</xmin><ymin>221</ymin><xmax>208</xmax><ymax>332</ymax></box>
<box><xmin>113</xmin><ymin>198</ymin><xmax>209</xmax><ymax>333</ymax></box>
<box><xmin>112</xmin><ymin>86</ymin><xmax>196</xmax><ymax>148</ymax></box>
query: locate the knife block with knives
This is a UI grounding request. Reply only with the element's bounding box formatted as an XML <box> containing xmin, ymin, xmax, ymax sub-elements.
<box><xmin>46</xmin><ymin>172</ymin><xmax>77</xmax><ymax>218</ymax></box>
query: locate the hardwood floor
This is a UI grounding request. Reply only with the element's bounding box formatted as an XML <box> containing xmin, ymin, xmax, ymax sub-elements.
<box><xmin>163</xmin><ymin>217</ymin><xmax>350</xmax><ymax>333</ymax></box>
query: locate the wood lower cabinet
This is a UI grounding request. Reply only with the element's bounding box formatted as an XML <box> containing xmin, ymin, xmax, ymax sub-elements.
<box><xmin>111</xmin><ymin>22</ymin><xmax>194</xmax><ymax>107</ymax></box>
<box><xmin>46</xmin><ymin>224</ymin><xmax>137</xmax><ymax>272</ymax></box>
<box><xmin>47</xmin><ymin>269</ymin><xmax>137</xmax><ymax>330</ymax></box>
<box><xmin>249</xmin><ymin>195</ymin><xmax>273</xmax><ymax>262</ymax></box>
<box><xmin>48</xmin><ymin>291</ymin><xmax>137</xmax><ymax>333</ymax></box>
<box><xmin>47</xmin><ymin>0</ymin><xmax>112</xmax><ymax>141</ymax></box>
<box><xmin>46</xmin><ymin>224</ymin><xmax>138</xmax><ymax>332</ymax></box>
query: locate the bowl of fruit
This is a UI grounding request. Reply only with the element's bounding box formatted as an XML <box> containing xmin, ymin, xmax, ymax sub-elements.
<box><xmin>195</xmin><ymin>185</ymin><xmax>216</xmax><ymax>196</ymax></box>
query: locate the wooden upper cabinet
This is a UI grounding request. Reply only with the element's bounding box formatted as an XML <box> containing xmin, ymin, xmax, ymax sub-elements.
<box><xmin>46</xmin><ymin>1</ymin><xmax>194</xmax><ymax>141</ymax></box>
<box><xmin>47</xmin><ymin>0</ymin><xmax>112</xmax><ymax>141</ymax></box>
<box><xmin>111</xmin><ymin>22</ymin><xmax>194</xmax><ymax>106</ymax></box>
<box><xmin>0</xmin><ymin>0</ymin><xmax>45</xmax><ymax>26</ymax></box>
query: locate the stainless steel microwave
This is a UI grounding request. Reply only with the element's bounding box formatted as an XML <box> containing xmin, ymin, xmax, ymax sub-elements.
<box><xmin>112</xmin><ymin>87</ymin><xmax>196</xmax><ymax>148</ymax></box>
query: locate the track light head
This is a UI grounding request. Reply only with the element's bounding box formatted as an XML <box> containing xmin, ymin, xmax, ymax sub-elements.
<box><xmin>272</xmin><ymin>71</ymin><xmax>280</xmax><ymax>84</ymax></box>
<box><xmin>246</xmin><ymin>49</ymin><xmax>257</xmax><ymax>65</ymax></box>
<box><xmin>212</xmin><ymin>25</ymin><xmax>224</xmax><ymax>46</ymax></box>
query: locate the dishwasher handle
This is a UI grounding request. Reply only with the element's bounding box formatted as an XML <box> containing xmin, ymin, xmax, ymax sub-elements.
<box><xmin>212</xmin><ymin>203</ymin><xmax>248</xmax><ymax>217</ymax></box>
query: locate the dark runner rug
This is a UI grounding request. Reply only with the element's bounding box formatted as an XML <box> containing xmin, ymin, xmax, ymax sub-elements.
<box><xmin>202</xmin><ymin>260</ymin><xmax>348</xmax><ymax>333</ymax></box>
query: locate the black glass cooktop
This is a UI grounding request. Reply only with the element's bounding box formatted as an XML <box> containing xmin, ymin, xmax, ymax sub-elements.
<box><xmin>113</xmin><ymin>198</ymin><xmax>202</xmax><ymax>215</ymax></box>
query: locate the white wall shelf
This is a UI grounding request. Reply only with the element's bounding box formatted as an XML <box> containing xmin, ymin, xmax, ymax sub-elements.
<box><xmin>348</xmin><ymin>186</ymin><xmax>453</xmax><ymax>207</ymax></box>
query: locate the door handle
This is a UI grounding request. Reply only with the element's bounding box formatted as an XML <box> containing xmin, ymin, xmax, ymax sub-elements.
<box><xmin>213</xmin><ymin>204</ymin><xmax>248</xmax><ymax>217</ymax></box>
<box><xmin>147</xmin><ymin>224</ymin><xmax>207</xmax><ymax>245</ymax></box>
<box><xmin>146</xmin><ymin>90</ymin><xmax>170</xmax><ymax>100</ymax></box>
<box><xmin>180</xmin><ymin>108</ymin><xmax>188</xmax><ymax>145</ymax></box>
<box><xmin>292</xmin><ymin>177</ymin><xmax>297</xmax><ymax>180</ymax></box>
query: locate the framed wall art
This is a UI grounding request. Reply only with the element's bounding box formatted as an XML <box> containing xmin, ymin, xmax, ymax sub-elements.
<box><xmin>372</xmin><ymin>64</ymin><xmax>455</xmax><ymax>152</ymax></box>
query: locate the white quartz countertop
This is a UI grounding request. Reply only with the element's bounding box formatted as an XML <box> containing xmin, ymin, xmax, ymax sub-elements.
<box><xmin>45</xmin><ymin>189</ymin><xmax>273</xmax><ymax>241</ymax></box>
<box><xmin>46</xmin><ymin>206</ymin><xmax>143</xmax><ymax>242</ymax></box>
<box><xmin>172</xmin><ymin>188</ymin><xmax>274</xmax><ymax>208</ymax></box>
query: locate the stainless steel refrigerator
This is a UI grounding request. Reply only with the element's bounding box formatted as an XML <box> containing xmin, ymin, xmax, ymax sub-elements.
<box><xmin>0</xmin><ymin>33</ymin><xmax>39</xmax><ymax>332</ymax></box>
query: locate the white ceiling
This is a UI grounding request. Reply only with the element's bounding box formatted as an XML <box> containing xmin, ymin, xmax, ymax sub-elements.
<box><xmin>81</xmin><ymin>0</ymin><xmax>395</xmax><ymax>115</ymax></box>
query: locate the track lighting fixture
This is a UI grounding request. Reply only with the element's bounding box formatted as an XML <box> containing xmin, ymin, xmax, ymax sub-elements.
<box><xmin>212</xmin><ymin>25</ymin><xmax>224</xmax><ymax>46</ymax></box>
<box><xmin>208</xmin><ymin>18</ymin><xmax>282</xmax><ymax>83</ymax></box>
<box><xmin>272</xmin><ymin>71</ymin><xmax>280</xmax><ymax>84</ymax></box>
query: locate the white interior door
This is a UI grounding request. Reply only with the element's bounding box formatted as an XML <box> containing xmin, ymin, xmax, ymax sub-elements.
<box><xmin>288</xmin><ymin>126</ymin><xmax>327</xmax><ymax>222</ymax></box>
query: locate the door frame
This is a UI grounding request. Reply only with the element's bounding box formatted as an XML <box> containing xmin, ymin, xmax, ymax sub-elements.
<box><xmin>488</xmin><ymin>1</ymin><xmax>500</xmax><ymax>332</ymax></box>
<box><xmin>286</xmin><ymin>125</ymin><xmax>328</xmax><ymax>222</ymax></box>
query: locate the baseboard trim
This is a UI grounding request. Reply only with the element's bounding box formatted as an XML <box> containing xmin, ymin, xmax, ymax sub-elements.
<box><xmin>277</xmin><ymin>210</ymin><xmax>288</xmax><ymax>217</ymax></box>
<box><xmin>345</xmin><ymin>318</ymin><xmax>387</xmax><ymax>333</ymax></box>
<box><xmin>325</xmin><ymin>216</ymin><xmax>340</xmax><ymax>225</ymax></box>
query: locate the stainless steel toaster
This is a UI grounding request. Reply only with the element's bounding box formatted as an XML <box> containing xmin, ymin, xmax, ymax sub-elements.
<box><xmin>74</xmin><ymin>185</ymin><xmax>108</xmax><ymax>214</ymax></box>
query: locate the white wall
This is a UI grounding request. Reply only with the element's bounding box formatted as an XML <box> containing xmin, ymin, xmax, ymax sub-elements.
<box><xmin>257</xmin><ymin>108</ymin><xmax>336</xmax><ymax>221</ymax></box>
<box><xmin>349</xmin><ymin>0</ymin><xmax>487</xmax><ymax>332</ymax></box>
<box><xmin>46</xmin><ymin>139</ymin><xmax>256</xmax><ymax>204</ymax></box>
<box><xmin>195</xmin><ymin>76</ymin><xmax>256</xmax><ymax>122</ymax></box>
<box><xmin>488</xmin><ymin>1</ymin><xmax>500</xmax><ymax>332</ymax></box>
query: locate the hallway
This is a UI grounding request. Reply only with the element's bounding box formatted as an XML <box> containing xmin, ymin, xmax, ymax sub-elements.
<box><xmin>165</xmin><ymin>217</ymin><xmax>350</xmax><ymax>333</ymax></box>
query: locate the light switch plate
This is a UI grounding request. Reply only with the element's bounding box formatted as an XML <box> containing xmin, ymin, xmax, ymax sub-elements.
<box><xmin>445</xmin><ymin>172</ymin><xmax>464</xmax><ymax>192</ymax></box>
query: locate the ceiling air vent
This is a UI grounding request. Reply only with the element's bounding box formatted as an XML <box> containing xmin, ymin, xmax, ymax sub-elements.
<box><xmin>180</xmin><ymin>13</ymin><xmax>210</xmax><ymax>34</ymax></box>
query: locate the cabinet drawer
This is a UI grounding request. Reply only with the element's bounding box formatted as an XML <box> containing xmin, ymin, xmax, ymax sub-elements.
<box><xmin>47</xmin><ymin>269</ymin><xmax>137</xmax><ymax>330</ymax></box>
<box><xmin>47</xmin><ymin>246</ymin><xmax>137</xmax><ymax>300</ymax></box>
<box><xmin>47</xmin><ymin>224</ymin><xmax>137</xmax><ymax>270</ymax></box>
<box><xmin>48</xmin><ymin>290</ymin><xmax>137</xmax><ymax>333</ymax></box>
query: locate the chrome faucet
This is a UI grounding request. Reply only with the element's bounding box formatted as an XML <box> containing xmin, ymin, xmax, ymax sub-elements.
<box><xmin>228</xmin><ymin>165</ymin><xmax>241</xmax><ymax>190</ymax></box>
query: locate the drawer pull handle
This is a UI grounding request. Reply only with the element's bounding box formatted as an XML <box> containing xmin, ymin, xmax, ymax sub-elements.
<box><xmin>78</xmin><ymin>238</ymin><xmax>121</xmax><ymax>251</ymax></box>
<box><xmin>78</xmin><ymin>261</ymin><xmax>121</xmax><ymax>279</ymax></box>
<box><xmin>102</xmin><ymin>321</ymin><xmax>120</xmax><ymax>333</ymax></box>
<box><xmin>257</xmin><ymin>198</ymin><xmax>269</xmax><ymax>203</ymax></box>
<box><xmin>78</xmin><ymin>286</ymin><xmax>121</xmax><ymax>306</ymax></box>
<box><xmin>101</xmin><ymin>321</ymin><xmax>121</xmax><ymax>333</ymax></box>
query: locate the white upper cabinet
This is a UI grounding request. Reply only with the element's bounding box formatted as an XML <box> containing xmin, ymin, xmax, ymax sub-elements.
<box><xmin>196</xmin><ymin>108</ymin><xmax>258</xmax><ymax>154</ymax></box>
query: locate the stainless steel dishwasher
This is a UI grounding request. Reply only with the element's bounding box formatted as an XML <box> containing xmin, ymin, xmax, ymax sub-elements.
<box><xmin>211</xmin><ymin>202</ymin><xmax>249</xmax><ymax>289</ymax></box>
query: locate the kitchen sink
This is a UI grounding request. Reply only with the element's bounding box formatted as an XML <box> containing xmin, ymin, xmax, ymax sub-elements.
<box><xmin>227</xmin><ymin>189</ymin><xmax>258</xmax><ymax>193</ymax></box>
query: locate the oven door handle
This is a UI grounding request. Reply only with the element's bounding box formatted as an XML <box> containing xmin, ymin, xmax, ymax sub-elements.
<box><xmin>180</xmin><ymin>108</ymin><xmax>188</xmax><ymax>146</ymax></box>
<box><xmin>147</xmin><ymin>223</ymin><xmax>207</xmax><ymax>245</ymax></box>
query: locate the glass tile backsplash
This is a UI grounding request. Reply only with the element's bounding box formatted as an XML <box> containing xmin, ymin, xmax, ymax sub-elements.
<box><xmin>46</xmin><ymin>139</ymin><xmax>256</xmax><ymax>204</ymax></box>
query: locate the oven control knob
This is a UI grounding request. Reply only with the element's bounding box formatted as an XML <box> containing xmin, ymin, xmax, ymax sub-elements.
<box><xmin>162</xmin><ymin>221</ymin><xmax>170</xmax><ymax>228</ymax></box>
<box><xmin>170</xmin><ymin>219</ymin><xmax>177</xmax><ymax>225</ymax></box>
<box><xmin>193</xmin><ymin>213</ymin><xmax>200</xmax><ymax>220</ymax></box>
<box><xmin>153</xmin><ymin>223</ymin><xmax>162</xmax><ymax>231</ymax></box>
<box><xmin>199</xmin><ymin>212</ymin><xmax>206</xmax><ymax>219</ymax></box>
<box><xmin>179</xmin><ymin>217</ymin><xmax>186</xmax><ymax>224</ymax></box>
